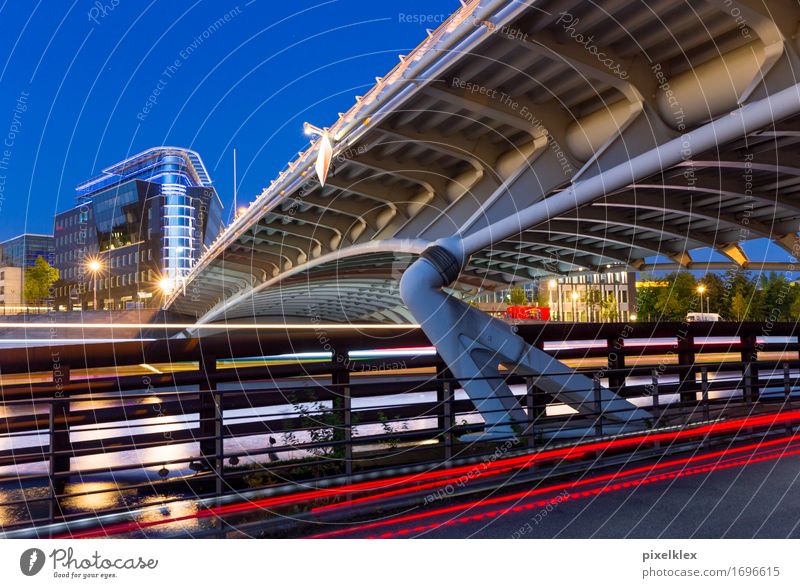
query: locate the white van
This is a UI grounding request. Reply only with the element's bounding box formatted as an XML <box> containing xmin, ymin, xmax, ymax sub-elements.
<box><xmin>686</xmin><ymin>312</ymin><xmax>721</xmax><ymax>322</ymax></box>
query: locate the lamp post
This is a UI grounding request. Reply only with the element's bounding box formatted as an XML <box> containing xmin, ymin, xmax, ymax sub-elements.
<box><xmin>159</xmin><ymin>277</ymin><xmax>175</xmax><ymax>310</ymax></box>
<box><xmin>697</xmin><ymin>284</ymin><xmax>706</xmax><ymax>314</ymax></box>
<box><xmin>87</xmin><ymin>259</ymin><xmax>102</xmax><ymax>311</ymax></box>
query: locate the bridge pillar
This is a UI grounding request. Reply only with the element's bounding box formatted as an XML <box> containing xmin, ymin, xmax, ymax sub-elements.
<box><xmin>198</xmin><ymin>355</ymin><xmax>223</xmax><ymax>496</ymax></box>
<box><xmin>49</xmin><ymin>362</ymin><xmax>71</xmax><ymax>525</ymax></box>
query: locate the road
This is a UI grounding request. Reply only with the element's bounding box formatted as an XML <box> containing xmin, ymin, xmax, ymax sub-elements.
<box><xmin>311</xmin><ymin>436</ymin><xmax>800</xmax><ymax>539</ymax></box>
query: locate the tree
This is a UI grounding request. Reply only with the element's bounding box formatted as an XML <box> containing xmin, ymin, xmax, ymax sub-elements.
<box><xmin>508</xmin><ymin>286</ymin><xmax>529</xmax><ymax>306</ymax></box>
<box><xmin>635</xmin><ymin>273</ymin><xmax>662</xmax><ymax>322</ymax></box>
<box><xmin>601</xmin><ymin>293</ymin><xmax>619</xmax><ymax>321</ymax></box>
<box><xmin>655</xmin><ymin>272</ymin><xmax>697</xmax><ymax>321</ymax></box>
<box><xmin>698</xmin><ymin>272</ymin><xmax>725</xmax><ymax>314</ymax></box>
<box><xmin>585</xmin><ymin>288</ymin><xmax>603</xmax><ymax>322</ymax></box>
<box><xmin>756</xmin><ymin>272</ymin><xmax>794</xmax><ymax>321</ymax></box>
<box><xmin>721</xmin><ymin>269</ymin><xmax>755</xmax><ymax>320</ymax></box>
<box><xmin>24</xmin><ymin>256</ymin><xmax>59</xmax><ymax>310</ymax></box>
<box><xmin>730</xmin><ymin>290</ymin><xmax>749</xmax><ymax>321</ymax></box>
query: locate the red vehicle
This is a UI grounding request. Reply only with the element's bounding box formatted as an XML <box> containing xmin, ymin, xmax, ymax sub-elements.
<box><xmin>506</xmin><ymin>305</ymin><xmax>551</xmax><ymax>321</ymax></box>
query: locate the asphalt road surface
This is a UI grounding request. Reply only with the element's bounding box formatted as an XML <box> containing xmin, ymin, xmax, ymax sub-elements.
<box><xmin>316</xmin><ymin>438</ymin><xmax>800</xmax><ymax>539</ymax></box>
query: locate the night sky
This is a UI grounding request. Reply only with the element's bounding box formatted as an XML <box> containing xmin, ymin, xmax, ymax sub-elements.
<box><xmin>0</xmin><ymin>0</ymin><xmax>786</xmax><ymax>270</ymax></box>
<box><xmin>0</xmin><ymin>0</ymin><xmax>459</xmax><ymax>238</ymax></box>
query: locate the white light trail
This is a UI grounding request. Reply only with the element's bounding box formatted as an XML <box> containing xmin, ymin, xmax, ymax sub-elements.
<box><xmin>0</xmin><ymin>323</ymin><xmax>421</xmax><ymax>330</ymax></box>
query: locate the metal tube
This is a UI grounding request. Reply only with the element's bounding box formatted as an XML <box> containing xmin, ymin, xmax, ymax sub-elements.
<box><xmin>457</xmin><ymin>83</ymin><xmax>800</xmax><ymax>257</ymax></box>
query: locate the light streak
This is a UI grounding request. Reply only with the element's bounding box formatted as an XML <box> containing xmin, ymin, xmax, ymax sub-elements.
<box><xmin>315</xmin><ymin>441</ymin><xmax>800</xmax><ymax>538</ymax></box>
<box><xmin>0</xmin><ymin>323</ymin><xmax>421</xmax><ymax>330</ymax></box>
<box><xmin>57</xmin><ymin>411</ymin><xmax>800</xmax><ymax>539</ymax></box>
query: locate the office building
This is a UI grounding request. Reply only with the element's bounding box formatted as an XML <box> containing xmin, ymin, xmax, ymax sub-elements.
<box><xmin>0</xmin><ymin>266</ymin><xmax>23</xmax><ymax>311</ymax></box>
<box><xmin>0</xmin><ymin>233</ymin><xmax>54</xmax><ymax>267</ymax></box>
<box><xmin>473</xmin><ymin>269</ymin><xmax>637</xmax><ymax>322</ymax></box>
<box><xmin>53</xmin><ymin>147</ymin><xmax>224</xmax><ymax>310</ymax></box>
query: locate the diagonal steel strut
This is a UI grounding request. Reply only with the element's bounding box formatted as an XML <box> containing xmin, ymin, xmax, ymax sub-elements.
<box><xmin>400</xmin><ymin>247</ymin><xmax>650</xmax><ymax>439</ymax></box>
<box><xmin>400</xmin><ymin>83</ymin><xmax>800</xmax><ymax>439</ymax></box>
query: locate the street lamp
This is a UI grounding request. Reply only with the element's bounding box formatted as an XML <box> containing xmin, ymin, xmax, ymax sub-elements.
<box><xmin>697</xmin><ymin>284</ymin><xmax>706</xmax><ymax>313</ymax></box>
<box><xmin>159</xmin><ymin>277</ymin><xmax>174</xmax><ymax>295</ymax></box>
<box><xmin>86</xmin><ymin>258</ymin><xmax>103</xmax><ymax>311</ymax></box>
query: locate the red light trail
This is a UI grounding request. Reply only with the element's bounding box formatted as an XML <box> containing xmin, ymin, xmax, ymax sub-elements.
<box><xmin>58</xmin><ymin>409</ymin><xmax>800</xmax><ymax>539</ymax></box>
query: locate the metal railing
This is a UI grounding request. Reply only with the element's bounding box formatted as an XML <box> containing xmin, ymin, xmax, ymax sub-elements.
<box><xmin>0</xmin><ymin>321</ymin><xmax>798</xmax><ymax>536</ymax></box>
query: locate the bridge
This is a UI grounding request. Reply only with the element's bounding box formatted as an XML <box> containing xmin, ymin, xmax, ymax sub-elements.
<box><xmin>169</xmin><ymin>0</ymin><xmax>800</xmax><ymax>325</ymax></box>
<box><xmin>164</xmin><ymin>0</ymin><xmax>800</xmax><ymax>439</ymax></box>
<box><xmin>4</xmin><ymin>0</ymin><xmax>800</xmax><ymax>539</ymax></box>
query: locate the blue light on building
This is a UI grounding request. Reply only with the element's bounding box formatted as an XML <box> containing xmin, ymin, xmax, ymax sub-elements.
<box><xmin>53</xmin><ymin>147</ymin><xmax>224</xmax><ymax>310</ymax></box>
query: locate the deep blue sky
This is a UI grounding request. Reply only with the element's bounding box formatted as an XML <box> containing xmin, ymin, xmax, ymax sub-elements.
<box><xmin>0</xmin><ymin>0</ymin><xmax>460</xmax><ymax>240</ymax></box>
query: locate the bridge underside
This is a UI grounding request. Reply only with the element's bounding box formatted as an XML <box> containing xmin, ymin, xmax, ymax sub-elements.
<box><xmin>169</xmin><ymin>0</ymin><xmax>800</xmax><ymax>325</ymax></box>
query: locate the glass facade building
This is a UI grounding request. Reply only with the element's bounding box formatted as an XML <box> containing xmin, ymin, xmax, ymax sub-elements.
<box><xmin>53</xmin><ymin>147</ymin><xmax>223</xmax><ymax>310</ymax></box>
<box><xmin>0</xmin><ymin>233</ymin><xmax>54</xmax><ymax>268</ymax></box>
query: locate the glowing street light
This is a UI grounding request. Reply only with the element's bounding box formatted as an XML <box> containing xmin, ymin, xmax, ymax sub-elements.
<box><xmin>86</xmin><ymin>258</ymin><xmax>103</xmax><ymax>311</ymax></box>
<box><xmin>697</xmin><ymin>284</ymin><xmax>707</xmax><ymax>313</ymax></box>
<box><xmin>159</xmin><ymin>277</ymin><xmax>175</xmax><ymax>296</ymax></box>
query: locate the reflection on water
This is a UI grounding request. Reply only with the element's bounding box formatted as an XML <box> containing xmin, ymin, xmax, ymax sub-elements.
<box><xmin>0</xmin><ymin>485</ymin><xmax>49</xmax><ymax>529</ymax></box>
<box><xmin>61</xmin><ymin>481</ymin><xmax>136</xmax><ymax>513</ymax></box>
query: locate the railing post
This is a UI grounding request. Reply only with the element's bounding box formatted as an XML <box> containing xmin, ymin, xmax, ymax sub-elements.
<box><xmin>784</xmin><ymin>362</ymin><xmax>792</xmax><ymax>435</ymax></box>
<box><xmin>593</xmin><ymin>377</ymin><xmax>603</xmax><ymax>438</ymax></box>
<box><xmin>650</xmin><ymin>368</ymin><xmax>661</xmax><ymax>449</ymax></box>
<box><xmin>198</xmin><ymin>355</ymin><xmax>223</xmax><ymax>497</ymax></box>
<box><xmin>607</xmin><ymin>337</ymin><xmax>625</xmax><ymax>391</ymax></box>
<box><xmin>525</xmin><ymin>377</ymin><xmax>548</xmax><ymax>450</ymax></box>
<box><xmin>677</xmin><ymin>333</ymin><xmax>696</xmax><ymax>404</ymax></box>
<box><xmin>49</xmin><ymin>362</ymin><xmax>71</xmax><ymax>527</ymax></box>
<box><xmin>701</xmin><ymin>366</ymin><xmax>709</xmax><ymax>422</ymax></box>
<box><xmin>784</xmin><ymin>362</ymin><xmax>792</xmax><ymax>406</ymax></box>
<box><xmin>436</xmin><ymin>361</ymin><xmax>454</xmax><ymax>464</ymax></box>
<box><xmin>741</xmin><ymin>333</ymin><xmax>759</xmax><ymax>403</ymax></box>
<box><xmin>743</xmin><ymin>363</ymin><xmax>753</xmax><ymax>405</ymax></box>
<box><xmin>650</xmin><ymin>368</ymin><xmax>660</xmax><ymax>410</ymax></box>
<box><xmin>331</xmin><ymin>351</ymin><xmax>352</xmax><ymax>478</ymax></box>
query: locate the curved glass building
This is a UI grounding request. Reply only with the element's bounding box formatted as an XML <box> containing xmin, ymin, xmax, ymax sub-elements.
<box><xmin>53</xmin><ymin>147</ymin><xmax>224</xmax><ymax>310</ymax></box>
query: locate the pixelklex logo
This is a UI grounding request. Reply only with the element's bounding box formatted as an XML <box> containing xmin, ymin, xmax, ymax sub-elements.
<box><xmin>20</xmin><ymin>548</ymin><xmax>46</xmax><ymax>576</ymax></box>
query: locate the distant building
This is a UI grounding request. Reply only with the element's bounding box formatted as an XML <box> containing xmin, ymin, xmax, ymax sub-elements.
<box><xmin>472</xmin><ymin>269</ymin><xmax>637</xmax><ymax>322</ymax></box>
<box><xmin>0</xmin><ymin>266</ymin><xmax>23</xmax><ymax>311</ymax></box>
<box><xmin>0</xmin><ymin>233</ymin><xmax>54</xmax><ymax>267</ymax></box>
<box><xmin>53</xmin><ymin>147</ymin><xmax>224</xmax><ymax>311</ymax></box>
<box><xmin>541</xmin><ymin>271</ymin><xmax>637</xmax><ymax>322</ymax></box>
